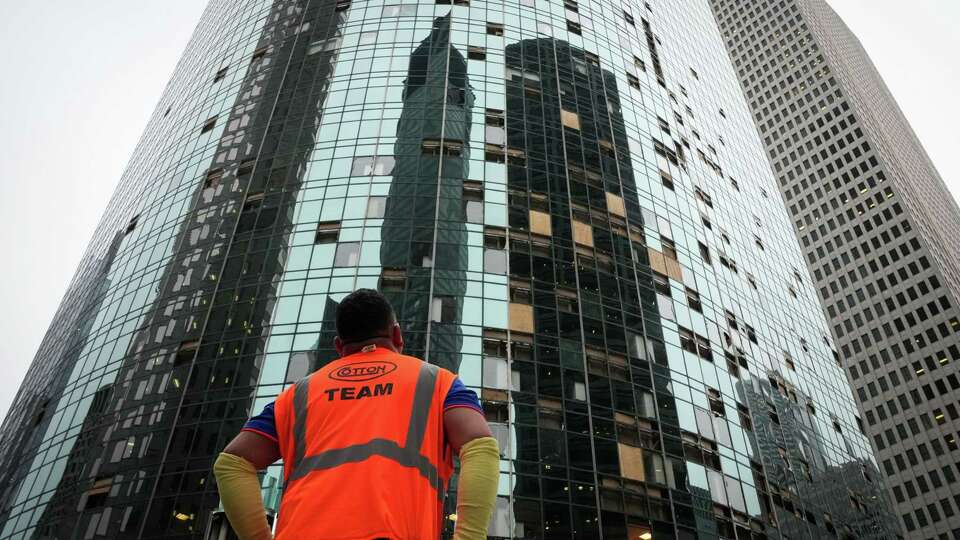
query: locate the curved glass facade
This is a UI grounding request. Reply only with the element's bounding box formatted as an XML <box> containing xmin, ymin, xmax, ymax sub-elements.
<box><xmin>0</xmin><ymin>0</ymin><xmax>898</xmax><ymax>538</ymax></box>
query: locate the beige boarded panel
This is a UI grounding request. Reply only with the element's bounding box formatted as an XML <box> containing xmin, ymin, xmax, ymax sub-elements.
<box><xmin>573</xmin><ymin>220</ymin><xmax>593</xmax><ymax>247</ymax></box>
<box><xmin>509</xmin><ymin>303</ymin><xmax>535</xmax><ymax>334</ymax></box>
<box><xmin>665</xmin><ymin>256</ymin><xmax>684</xmax><ymax>281</ymax></box>
<box><xmin>618</xmin><ymin>443</ymin><xmax>645</xmax><ymax>481</ymax></box>
<box><xmin>647</xmin><ymin>247</ymin><xmax>667</xmax><ymax>276</ymax></box>
<box><xmin>530</xmin><ymin>210</ymin><xmax>552</xmax><ymax>236</ymax></box>
<box><xmin>482</xmin><ymin>388</ymin><xmax>509</xmax><ymax>401</ymax></box>
<box><xmin>561</xmin><ymin>109</ymin><xmax>581</xmax><ymax>130</ymax></box>
<box><xmin>606</xmin><ymin>192</ymin><xmax>626</xmax><ymax>217</ymax></box>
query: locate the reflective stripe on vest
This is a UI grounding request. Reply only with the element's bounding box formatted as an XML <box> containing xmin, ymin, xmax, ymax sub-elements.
<box><xmin>287</xmin><ymin>361</ymin><xmax>443</xmax><ymax>497</ymax></box>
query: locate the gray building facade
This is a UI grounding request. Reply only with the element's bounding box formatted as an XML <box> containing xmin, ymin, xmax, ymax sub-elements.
<box><xmin>710</xmin><ymin>0</ymin><xmax>960</xmax><ymax>537</ymax></box>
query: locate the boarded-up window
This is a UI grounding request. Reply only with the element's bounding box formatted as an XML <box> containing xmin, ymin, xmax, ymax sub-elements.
<box><xmin>665</xmin><ymin>257</ymin><xmax>683</xmax><ymax>281</ymax></box>
<box><xmin>529</xmin><ymin>210</ymin><xmax>552</xmax><ymax>236</ymax></box>
<box><xmin>647</xmin><ymin>247</ymin><xmax>667</xmax><ymax>276</ymax></box>
<box><xmin>618</xmin><ymin>443</ymin><xmax>645</xmax><ymax>481</ymax></box>
<box><xmin>572</xmin><ymin>220</ymin><xmax>593</xmax><ymax>247</ymax></box>
<box><xmin>606</xmin><ymin>192</ymin><xmax>625</xmax><ymax>217</ymax></box>
<box><xmin>560</xmin><ymin>109</ymin><xmax>580</xmax><ymax>130</ymax></box>
<box><xmin>648</xmin><ymin>247</ymin><xmax>682</xmax><ymax>280</ymax></box>
<box><xmin>509</xmin><ymin>303</ymin><xmax>534</xmax><ymax>334</ymax></box>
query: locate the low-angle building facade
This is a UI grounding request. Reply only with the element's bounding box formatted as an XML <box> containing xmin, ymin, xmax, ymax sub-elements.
<box><xmin>0</xmin><ymin>0</ymin><xmax>903</xmax><ymax>538</ymax></box>
<box><xmin>711</xmin><ymin>0</ymin><xmax>960</xmax><ymax>537</ymax></box>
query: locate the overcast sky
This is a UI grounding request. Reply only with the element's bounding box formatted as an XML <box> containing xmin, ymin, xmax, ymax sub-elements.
<box><xmin>0</xmin><ymin>1</ymin><xmax>957</xmax><ymax>421</ymax></box>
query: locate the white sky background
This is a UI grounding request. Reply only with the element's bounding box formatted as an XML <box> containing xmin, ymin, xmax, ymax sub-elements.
<box><xmin>0</xmin><ymin>0</ymin><xmax>957</xmax><ymax>421</ymax></box>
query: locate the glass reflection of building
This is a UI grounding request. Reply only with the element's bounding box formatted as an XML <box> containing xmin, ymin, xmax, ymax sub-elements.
<box><xmin>0</xmin><ymin>0</ymin><xmax>898</xmax><ymax>539</ymax></box>
<box><xmin>0</xmin><ymin>0</ymin><xmax>346</xmax><ymax>537</ymax></box>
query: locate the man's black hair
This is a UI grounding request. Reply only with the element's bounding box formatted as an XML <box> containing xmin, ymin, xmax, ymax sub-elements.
<box><xmin>336</xmin><ymin>289</ymin><xmax>396</xmax><ymax>344</ymax></box>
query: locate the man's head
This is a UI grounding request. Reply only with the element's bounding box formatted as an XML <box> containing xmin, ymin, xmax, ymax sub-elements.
<box><xmin>334</xmin><ymin>288</ymin><xmax>403</xmax><ymax>355</ymax></box>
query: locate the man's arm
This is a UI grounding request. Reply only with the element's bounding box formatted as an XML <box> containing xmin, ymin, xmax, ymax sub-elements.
<box><xmin>444</xmin><ymin>407</ymin><xmax>499</xmax><ymax>540</ymax></box>
<box><xmin>223</xmin><ymin>431</ymin><xmax>282</xmax><ymax>469</ymax></box>
<box><xmin>213</xmin><ymin>429</ymin><xmax>281</xmax><ymax>540</ymax></box>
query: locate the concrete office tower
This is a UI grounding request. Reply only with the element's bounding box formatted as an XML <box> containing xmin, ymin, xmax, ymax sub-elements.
<box><xmin>0</xmin><ymin>0</ymin><xmax>897</xmax><ymax>538</ymax></box>
<box><xmin>710</xmin><ymin>0</ymin><xmax>960</xmax><ymax>537</ymax></box>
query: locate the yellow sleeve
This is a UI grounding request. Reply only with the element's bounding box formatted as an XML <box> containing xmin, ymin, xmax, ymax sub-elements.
<box><xmin>213</xmin><ymin>453</ymin><xmax>273</xmax><ymax>540</ymax></box>
<box><xmin>453</xmin><ymin>436</ymin><xmax>500</xmax><ymax>540</ymax></box>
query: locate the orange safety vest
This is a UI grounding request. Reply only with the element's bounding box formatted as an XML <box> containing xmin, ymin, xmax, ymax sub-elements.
<box><xmin>273</xmin><ymin>346</ymin><xmax>457</xmax><ymax>539</ymax></box>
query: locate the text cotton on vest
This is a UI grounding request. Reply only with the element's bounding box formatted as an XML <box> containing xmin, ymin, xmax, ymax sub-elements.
<box><xmin>273</xmin><ymin>347</ymin><xmax>457</xmax><ymax>539</ymax></box>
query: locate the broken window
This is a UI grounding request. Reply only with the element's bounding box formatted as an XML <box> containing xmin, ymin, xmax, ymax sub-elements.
<box><xmin>315</xmin><ymin>221</ymin><xmax>340</xmax><ymax>244</ymax></box>
<box><xmin>422</xmin><ymin>138</ymin><xmax>464</xmax><ymax>156</ymax></box>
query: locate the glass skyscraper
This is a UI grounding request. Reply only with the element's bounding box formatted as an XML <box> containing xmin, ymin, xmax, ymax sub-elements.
<box><xmin>711</xmin><ymin>1</ymin><xmax>960</xmax><ymax>537</ymax></box>
<box><xmin>0</xmin><ymin>0</ymin><xmax>899</xmax><ymax>538</ymax></box>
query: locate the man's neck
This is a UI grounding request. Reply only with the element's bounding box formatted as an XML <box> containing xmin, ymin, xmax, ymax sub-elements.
<box><xmin>339</xmin><ymin>338</ymin><xmax>398</xmax><ymax>357</ymax></box>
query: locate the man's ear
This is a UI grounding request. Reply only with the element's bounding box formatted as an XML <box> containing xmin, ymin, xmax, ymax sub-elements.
<box><xmin>391</xmin><ymin>323</ymin><xmax>404</xmax><ymax>352</ymax></box>
<box><xmin>334</xmin><ymin>336</ymin><xmax>344</xmax><ymax>356</ymax></box>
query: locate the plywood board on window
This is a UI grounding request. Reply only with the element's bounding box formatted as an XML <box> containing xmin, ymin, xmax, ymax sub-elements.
<box><xmin>618</xmin><ymin>443</ymin><xmax>645</xmax><ymax>481</ymax></box>
<box><xmin>509</xmin><ymin>302</ymin><xmax>534</xmax><ymax>334</ymax></box>
<box><xmin>529</xmin><ymin>210</ymin><xmax>552</xmax><ymax>236</ymax></box>
<box><xmin>647</xmin><ymin>247</ymin><xmax>667</xmax><ymax>276</ymax></box>
<box><xmin>572</xmin><ymin>220</ymin><xmax>593</xmax><ymax>247</ymax></box>
<box><xmin>561</xmin><ymin>109</ymin><xmax>581</xmax><ymax>130</ymax></box>
<box><xmin>482</xmin><ymin>388</ymin><xmax>509</xmax><ymax>401</ymax></box>
<box><xmin>665</xmin><ymin>257</ymin><xmax>683</xmax><ymax>281</ymax></box>
<box><xmin>606</xmin><ymin>192</ymin><xmax>626</xmax><ymax>217</ymax></box>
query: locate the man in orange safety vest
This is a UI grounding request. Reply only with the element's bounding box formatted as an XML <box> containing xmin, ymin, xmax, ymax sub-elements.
<box><xmin>214</xmin><ymin>288</ymin><xmax>499</xmax><ymax>539</ymax></box>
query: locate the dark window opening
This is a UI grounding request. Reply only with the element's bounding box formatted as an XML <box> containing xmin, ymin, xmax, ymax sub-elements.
<box><xmin>422</xmin><ymin>138</ymin><xmax>464</xmax><ymax>156</ymax></box>
<box><xmin>698</xmin><ymin>242</ymin><xmax>711</xmax><ymax>265</ymax></box>
<box><xmin>686</xmin><ymin>288</ymin><xmax>702</xmax><ymax>312</ymax></box>
<box><xmin>660</xmin><ymin>170</ymin><xmax>674</xmax><ymax>191</ymax></box>
<box><xmin>381</xmin><ymin>268</ymin><xmax>407</xmax><ymax>290</ymax></box>
<box><xmin>200</xmin><ymin>116</ymin><xmax>218</xmax><ymax>134</ymax></box>
<box><xmin>653</xmin><ymin>272</ymin><xmax>670</xmax><ymax>296</ymax></box>
<box><xmin>431</xmin><ymin>296</ymin><xmax>459</xmax><ymax>322</ymax></box>
<box><xmin>485</xmin><ymin>108</ymin><xmax>505</xmax><ymax>126</ymax></box>
<box><xmin>510</xmin><ymin>282</ymin><xmax>532</xmax><ymax>304</ymax></box>
<box><xmin>213</xmin><ymin>66</ymin><xmax>228</xmax><ymax>83</ymax></box>
<box><xmin>238</xmin><ymin>159</ymin><xmax>256</xmax><ymax>177</ymax></box>
<box><xmin>661</xmin><ymin>236</ymin><xmax>677</xmax><ymax>260</ymax></box>
<box><xmin>485</xmin><ymin>149</ymin><xmax>505</xmax><ymax>163</ymax></box>
<box><xmin>125</xmin><ymin>214</ymin><xmax>140</xmax><ymax>235</ymax></box>
<box><xmin>487</xmin><ymin>22</ymin><xmax>504</xmax><ymax>36</ymax></box>
<box><xmin>315</xmin><ymin>221</ymin><xmax>340</xmax><ymax>244</ymax></box>
<box><xmin>175</xmin><ymin>340</ymin><xmax>199</xmax><ymax>366</ymax></box>
<box><xmin>250</xmin><ymin>47</ymin><xmax>268</xmax><ymax>64</ymax></box>
<box><xmin>468</xmin><ymin>46</ymin><xmax>486</xmax><ymax>60</ymax></box>
<box><xmin>32</xmin><ymin>399</ymin><xmax>51</xmax><ymax>427</ymax></box>
<box><xmin>204</xmin><ymin>168</ymin><xmax>224</xmax><ymax>189</ymax></box>
<box><xmin>83</xmin><ymin>477</ymin><xmax>113</xmax><ymax>510</ymax></box>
